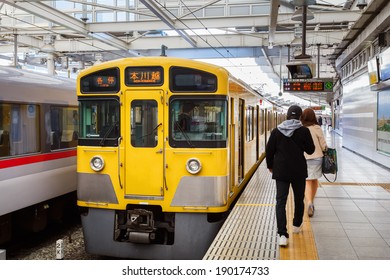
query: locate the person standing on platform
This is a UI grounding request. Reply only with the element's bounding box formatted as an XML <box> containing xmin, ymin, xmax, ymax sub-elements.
<box><xmin>301</xmin><ymin>108</ymin><xmax>328</xmax><ymax>217</ymax></box>
<box><xmin>266</xmin><ymin>105</ymin><xmax>315</xmax><ymax>247</ymax></box>
<box><xmin>318</xmin><ymin>115</ymin><xmax>323</xmax><ymax>127</ymax></box>
<box><xmin>326</xmin><ymin>117</ymin><xmax>332</xmax><ymax>130</ymax></box>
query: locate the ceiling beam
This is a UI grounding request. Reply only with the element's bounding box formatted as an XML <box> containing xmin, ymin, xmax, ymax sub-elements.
<box><xmin>1</xmin><ymin>34</ymin><xmax>42</xmax><ymax>49</ymax></box>
<box><xmin>268</xmin><ymin>0</ymin><xmax>280</xmax><ymax>47</ymax></box>
<box><xmin>139</xmin><ymin>0</ymin><xmax>197</xmax><ymax>47</ymax></box>
<box><xmin>1</xmin><ymin>1</ymin><xmax>87</xmax><ymax>33</ymax></box>
<box><xmin>334</xmin><ymin>0</ymin><xmax>390</xmax><ymax>67</ymax></box>
<box><xmin>86</xmin><ymin>11</ymin><xmax>359</xmax><ymax>33</ymax></box>
<box><xmin>0</xmin><ymin>29</ymin><xmax>345</xmax><ymax>53</ymax></box>
<box><xmin>1</xmin><ymin>0</ymin><xmax>129</xmax><ymax>51</ymax></box>
<box><xmin>178</xmin><ymin>0</ymin><xmax>222</xmax><ymax>19</ymax></box>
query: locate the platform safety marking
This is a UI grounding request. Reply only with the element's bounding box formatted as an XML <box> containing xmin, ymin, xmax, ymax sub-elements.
<box><xmin>203</xmin><ymin>162</ymin><xmax>279</xmax><ymax>260</ymax></box>
<box><xmin>236</xmin><ymin>203</ymin><xmax>275</xmax><ymax>207</ymax></box>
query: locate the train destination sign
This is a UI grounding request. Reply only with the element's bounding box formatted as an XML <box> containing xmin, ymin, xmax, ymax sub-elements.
<box><xmin>81</xmin><ymin>68</ymin><xmax>120</xmax><ymax>93</ymax></box>
<box><xmin>94</xmin><ymin>76</ymin><xmax>116</xmax><ymax>88</ymax></box>
<box><xmin>125</xmin><ymin>66</ymin><xmax>163</xmax><ymax>86</ymax></box>
<box><xmin>283</xmin><ymin>78</ymin><xmax>334</xmax><ymax>93</ymax></box>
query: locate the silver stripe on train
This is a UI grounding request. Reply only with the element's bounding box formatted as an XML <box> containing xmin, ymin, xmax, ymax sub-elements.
<box><xmin>170</xmin><ymin>176</ymin><xmax>228</xmax><ymax>207</ymax></box>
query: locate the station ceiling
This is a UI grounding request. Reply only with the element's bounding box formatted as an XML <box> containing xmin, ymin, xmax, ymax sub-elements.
<box><xmin>0</xmin><ymin>0</ymin><xmax>388</xmax><ymax>108</ymax></box>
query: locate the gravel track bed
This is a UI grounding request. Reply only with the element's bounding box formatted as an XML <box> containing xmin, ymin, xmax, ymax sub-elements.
<box><xmin>5</xmin><ymin>221</ymin><xmax>102</xmax><ymax>260</ymax></box>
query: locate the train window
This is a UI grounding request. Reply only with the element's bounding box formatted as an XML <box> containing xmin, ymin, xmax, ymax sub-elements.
<box><xmin>169</xmin><ymin>96</ymin><xmax>227</xmax><ymax>148</ymax></box>
<box><xmin>170</xmin><ymin>67</ymin><xmax>217</xmax><ymax>92</ymax></box>
<box><xmin>78</xmin><ymin>98</ymin><xmax>120</xmax><ymax>146</ymax></box>
<box><xmin>246</xmin><ymin>106</ymin><xmax>254</xmax><ymax>142</ymax></box>
<box><xmin>125</xmin><ymin>66</ymin><xmax>164</xmax><ymax>86</ymax></box>
<box><xmin>0</xmin><ymin>103</ymin><xmax>39</xmax><ymax>157</ymax></box>
<box><xmin>130</xmin><ymin>100</ymin><xmax>158</xmax><ymax>147</ymax></box>
<box><xmin>80</xmin><ymin>68</ymin><xmax>120</xmax><ymax>93</ymax></box>
<box><xmin>260</xmin><ymin>109</ymin><xmax>265</xmax><ymax>135</ymax></box>
<box><xmin>49</xmin><ymin>106</ymin><xmax>79</xmax><ymax>150</ymax></box>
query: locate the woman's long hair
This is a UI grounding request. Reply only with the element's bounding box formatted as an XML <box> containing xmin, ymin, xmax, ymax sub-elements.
<box><xmin>300</xmin><ymin>108</ymin><xmax>319</xmax><ymax>127</ymax></box>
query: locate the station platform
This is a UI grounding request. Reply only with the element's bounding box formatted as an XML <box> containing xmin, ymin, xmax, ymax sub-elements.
<box><xmin>203</xmin><ymin>128</ymin><xmax>390</xmax><ymax>260</ymax></box>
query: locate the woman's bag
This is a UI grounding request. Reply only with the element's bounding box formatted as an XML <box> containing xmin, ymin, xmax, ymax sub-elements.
<box><xmin>322</xmin><ymin>148</ymin><xmax>337</xmax><ymax>182</ymax></box>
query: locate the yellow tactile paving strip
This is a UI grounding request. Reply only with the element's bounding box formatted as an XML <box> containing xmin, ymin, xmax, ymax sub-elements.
<box><xmin>280</xmin><ymin>193</ymin><xmax>318</xmax><ymax>260</ymax></box>
<box><xmin>203</xmin><ymin>162</ymin><xmax>279</xmax><ymax>260</ymax></box>
<box><xmin>321</xmin><ymin>182</ymin><xmax>390</xmax><ymax>192</ymax></box>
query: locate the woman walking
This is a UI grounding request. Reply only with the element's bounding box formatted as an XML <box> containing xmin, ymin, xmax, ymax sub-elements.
<box><xmin>300</xmin><ymin>108</ymin><xmax>328</xmax><ymax>217</ymax></box>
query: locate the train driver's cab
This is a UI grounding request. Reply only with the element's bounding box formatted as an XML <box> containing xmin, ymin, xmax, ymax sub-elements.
<box><xmin>78</xmin><ymin>98</ymin><xmax>120</xmax><ymax>146</ymax></box>
<box><xmin>170</xmin><ymin>97</ymin><xmax>227</xmax><ymax>148</ymax></box>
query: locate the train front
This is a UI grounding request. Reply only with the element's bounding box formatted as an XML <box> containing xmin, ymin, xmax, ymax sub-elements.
<box><xmin>76</xmin><ymin>59</ymin><xmax>231</xmax><ymax>259</ymax></box>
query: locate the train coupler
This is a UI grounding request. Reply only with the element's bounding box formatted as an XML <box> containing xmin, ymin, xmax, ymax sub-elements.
<box><xmin>128</xmin><ymin>231</ymin><xmax>155</xmax><ymax>243</ymax></box>
<box><xmin>126</xmin><ymin>209</ymin><xmax>156</xmax><ymax>243</ymax></box>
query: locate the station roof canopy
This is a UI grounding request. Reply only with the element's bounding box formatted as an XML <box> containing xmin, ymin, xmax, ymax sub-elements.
<box><xmin>0</xmin><ymin>0</ymin><xmax>388</xmax><ymax>108</ymax></box>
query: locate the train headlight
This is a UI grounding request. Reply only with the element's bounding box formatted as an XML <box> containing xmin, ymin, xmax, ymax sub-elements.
<box><xmin>186</xmin><ymin>158</ymin><xmax>201</xmax><ymax>174</ymax></box>
<box><xmin>90</xmin><ymin>156</ymin><xmax>105</xmax><ymax>172</ymax></box>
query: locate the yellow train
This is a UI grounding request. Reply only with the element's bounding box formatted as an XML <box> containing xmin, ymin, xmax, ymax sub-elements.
<box><xmin>76</xmin><ymin>57</ymin><xmax>284</xmax><ymax>259</ymax></box>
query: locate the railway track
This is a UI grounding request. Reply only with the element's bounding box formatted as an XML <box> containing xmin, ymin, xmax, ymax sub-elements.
<box><xmin>3</xmin><ymin>217</ymin><xmax>100</xmax><ymax>260</ymax></box>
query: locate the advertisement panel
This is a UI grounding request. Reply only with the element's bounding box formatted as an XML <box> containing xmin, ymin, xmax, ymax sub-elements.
<box><xmin>377</xmin><ymin>89</ymin><xmax>390</xmax><ymax>155</ymax></box>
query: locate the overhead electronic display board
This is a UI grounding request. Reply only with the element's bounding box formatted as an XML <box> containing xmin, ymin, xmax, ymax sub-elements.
<box><xmin>283</xmin><ymin>78</ymin><xmax>334</xmax><ymax>93</ymax></box>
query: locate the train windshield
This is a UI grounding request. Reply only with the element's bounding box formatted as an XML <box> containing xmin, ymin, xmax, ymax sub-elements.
<box><xmin>169</xmin><ymin>97</ymin><xmax>227</xmax><ymax>148</ymax></box>
<box><xmin>78</xmin><ymin>98</ymin><xmax>120</xmax><ymax>146</ymax></box>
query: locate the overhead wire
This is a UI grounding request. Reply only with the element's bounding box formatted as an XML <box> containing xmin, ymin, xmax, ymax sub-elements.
<box><xmin>178</xmin><ymin>0</ymin><xmax>236</xmax><ymax>59</ymax></box>
<box><xmin>153</xmin><ymin>0</ymin><xmax>232</xmax><ymax>60</ymax></box>
<box><xmin>154</xmin><ymin>0</ymin><xmax>269</xmax><ymax>88</ymax></box>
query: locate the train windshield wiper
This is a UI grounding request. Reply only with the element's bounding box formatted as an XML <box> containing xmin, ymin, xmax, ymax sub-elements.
<box><xmin>174</xmin><ymin>121</ymin><xmax>195</xmax><ymax>148</ymax></box>
<box><xmin>100</xmin><ymin>121</ymin><xmax>118</xmax><ymax>146</ymax></box>
<box><xmin>137</xmin><ymin>123</ymin><xmax>162</xmax><ymax>140</ymax></box>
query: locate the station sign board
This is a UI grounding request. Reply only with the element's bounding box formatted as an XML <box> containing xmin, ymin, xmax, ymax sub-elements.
<box><xmin>283</xmin><ymin>78</ymin><xmax>334</xmax><ymax>93</ymax></box>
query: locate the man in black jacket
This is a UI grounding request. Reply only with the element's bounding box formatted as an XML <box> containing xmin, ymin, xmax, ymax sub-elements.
<box><xmin>266</xmin><ymin>105</ymin><xmax>315</xmax><ymax>246</ymax></box>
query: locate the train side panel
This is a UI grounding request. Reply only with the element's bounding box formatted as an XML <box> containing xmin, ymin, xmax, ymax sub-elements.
<box><xmin>0</xmin><ymin>67</ymin><xmax>77</xmax><ymax>244</ymax></box>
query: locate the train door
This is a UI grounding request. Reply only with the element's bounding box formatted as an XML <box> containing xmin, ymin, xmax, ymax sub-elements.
<box><xmin>260</xmin><ymin>109</ymin><xmax>266</xmax><ymax>152</ymax></box>
<box><xmin>124</xmin><ymin>90</ymin><xmax>165</xmax><ymax>197</ymax></box>
<box><xmin>264</xmin><ymin>109</ymin><xmax>269</xmax><ymax>142</ymax></box>
<box><xmin>229</xmin><ymin>97</ymin><xmax>235</xmax><ymax>191</ymax></box>
<box><xmin>238</xmin><ymin>99</ymin><xmax>244</xmax><ymax>183</ymax></box>
<box><xmin>256</xmin><ymin>105</ymin><xmax>259</xmax><ymax>160</ymax></box>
